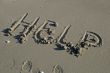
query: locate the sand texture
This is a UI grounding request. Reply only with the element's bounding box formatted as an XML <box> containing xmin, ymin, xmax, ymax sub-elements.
<box><xmin>0</xmin><ymin>0</ymin><xmax>110</xmax><ymax>73</ymax></box>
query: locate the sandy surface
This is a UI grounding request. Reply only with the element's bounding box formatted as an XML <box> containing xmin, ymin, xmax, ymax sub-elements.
<box><xmin>0</xmin><ymin>0</ymin><xmax>110</xmax><ymax>73</ymax></box>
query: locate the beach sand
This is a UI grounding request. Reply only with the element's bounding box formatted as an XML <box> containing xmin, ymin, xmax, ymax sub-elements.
<box><xmin>0</xmin><ymin>0</ymin><xmax>110</xmax><ymax>73</ymax></box>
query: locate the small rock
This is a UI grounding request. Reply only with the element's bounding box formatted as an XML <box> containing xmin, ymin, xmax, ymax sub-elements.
<box><xmin>40</xmin><ymin>71</ymin><xmax>44</xmax><ymax>73</ymax></box>
<box><xmin>5</xmin><ymin>40</ymin><xmax>10</xmax><ymax>43</ymax></box>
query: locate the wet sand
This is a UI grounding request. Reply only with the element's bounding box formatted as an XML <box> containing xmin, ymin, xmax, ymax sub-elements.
<box><xmin>0</xmin><ymin>0</ymin><xmax>110</xmax><ymax>73</ymax></box>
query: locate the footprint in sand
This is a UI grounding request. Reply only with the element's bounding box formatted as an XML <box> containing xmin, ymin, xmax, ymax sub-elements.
<box><xmin>21</xmin><ymin>60</ymin><xmax>32</xmax><ymax>73</ymax></box>
<box><xmin>52</xmin><ymin>65</ymin><xmax>63</xmax><ymax>73</ymax></box>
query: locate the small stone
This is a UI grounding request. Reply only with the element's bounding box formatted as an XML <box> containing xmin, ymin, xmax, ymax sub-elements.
<box><xmin>5</xmin><ymin>40</ymin><xmax>10</xmax><ymax>43</ymax></box>
<box><xmin>40</xmin><ymin>71</ymin><xmax>44</xmax><ymax>73</ymax></box>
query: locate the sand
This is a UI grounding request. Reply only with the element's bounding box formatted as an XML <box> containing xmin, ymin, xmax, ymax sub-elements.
<box><xmin>0</xmin><ymin>0</ymin><xmax>110</xmax><ymax>73</ymax></box>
